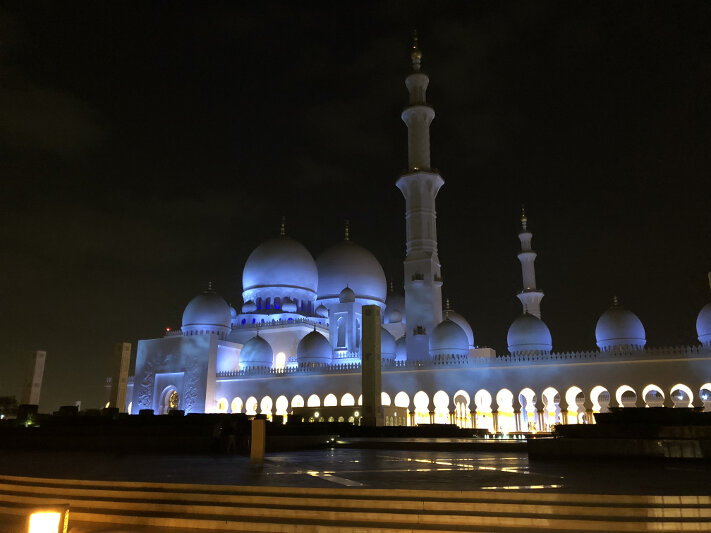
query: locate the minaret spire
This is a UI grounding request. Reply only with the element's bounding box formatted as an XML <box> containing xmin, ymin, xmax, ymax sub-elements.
<box><xmin>396</xmin><ymin>35</ymin><xmax>445</xmax><ymax>360</ymax></box>
<box><xmin>280</xmin><ymin>216</ymin><xmax>286</xmax><ymax>236</ymax></box>
<box><xmin>515</xmin><ymin>209</ymin><xmax>544</xmax><ymax>318</ymax></box>
<box><xmin>344</xmin><ymin>219</ymin><xmax>350</xmax><ymax>241</ymax></box>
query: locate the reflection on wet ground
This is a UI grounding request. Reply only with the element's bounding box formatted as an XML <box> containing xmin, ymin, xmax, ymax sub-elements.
<box><xmin>0</xmin><ymin>448</ymin><xmax>709</xmax><ymax>494</ymax></box>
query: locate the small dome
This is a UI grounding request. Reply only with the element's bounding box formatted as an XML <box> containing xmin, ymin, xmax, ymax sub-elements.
<box><xmin>182</xmin><ymin>287</ymin><xmax>231</xmax><ymax>329</ymax></box>
<box><xmin>297</xmin><ymin>330</ymin><xmax>331</xmax><ymax>364</ymax></box>
<box><xmin>384</xmin><ymin>286</ymin><xmax>405</xmax><ymax>324</ymax></box>
<box><xmin>315</xmin><ymin>304</ymin><xmax>329</xmax><ymax>318</ymax></box>
<box><xmin>430</xmin><ymin>319</ymin><xmax>469</xmax><ymax>356</ymax></box>
<box><xmin>281</xmin><ymin>297</ymin><xmax>298</xmax><ymax>313</ymax></box>
<box><xmin>395</xmin><ymin>336</ymin><xmax>407</xmax><ymax>362</ymax></box>
<box><xmin>381</xmin><ymin>327</ymin><xmax>396</xmax><ymax>361</ymax></box>
<box><xmin>507</xmin><ymin>313</ymin><xmax>552</xmax><ymax>354</ymax></box>
<box><xmin>239</xmin><ymin>335</ymin><xmax>273</xmax><ymax>369</ymax></box>
<box><xmin>595</xmin><ymin>299</ymin><xmax>646</xmax><ymax>350</ymax></box>
<box><xmin>241</xmin><ymin>300</ymin><xmax>256</xmax><ymax>313</ymax></box>
<box><xmin>339</xmin><ymin>286</ymin><xmax>355</xmax><ymax>303</ymax></box>
<box><xmin>697</xmin><ymin>302</ymin><xmax>711</xmax><ymax>346</ymax></box>
<box><xmin>242</xmin><ymin>235</ymin><xmax>318</xmax><ymax>294</ymax></box>
<box><xmin>386</xmin><ymin>308</ymin><xmax>403</xmax><ymax>323</ymax></box>
<box><xmin>317</xmin><ymin>240</ymin><xmax>386</xmax><ymax>304</ymax></box>
<box><xmin>446</xmin><ymin>310</ymin><xmax>474</xmax><ymax>348</ymax></box>
<box><xmin>229</xmin><ymin>306</ymin><xmax>237</xmax><ymax>319</ymax></box>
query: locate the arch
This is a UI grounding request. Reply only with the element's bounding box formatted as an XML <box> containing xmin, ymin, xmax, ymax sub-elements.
<box><xmin>700</xmin><ymin>384</ymin><xmax>711</xmax><ymax>410</ymax></box>
<box><xmin>393</xmin><ymin>391</ymin><xmax>410</xmax><ymax>408</ymax></box>
<box><xmin>670</xmin><ymin>383</ymin><xmax>694</xmax><ymax>408</ymax></box>
<box><xmin>275</xmin><ymin>395</ymin><xmax>289</xmax><ymax>416</ymax></box>
<box><xmin>265</xmin><ymin>297</ymin><xmax>271</xmax><ymax>310</ymax></box>
<box><xmin>615</xmin><ymin>385</ymin><xmax>637</xmax><ymax>408</ymax></box>
<box><xmin>245</xmin><ymin>396</ymin><xmax>258</xmax><ymax>416</ymax></box>
<box><xmin>307</xmin><ymin>394</ymin><xmax>320</xmax><ymax>407</ymax></box>
<box><xmin>590</xmin><ymin>385</ymin><xmax>609</xmax><ymax>414</ymax></box>
<box><xmin>474</xmin><ymin>389</ymin><xmax>493</xmax><ymax>433</ymax></box>
<box><xmin>413</xmin><ymin>390</ymin><xmax>430</xmax><ymax>425</ymax></box>
<box><xmin>127</xmin><ymin>401</ymin><xmax>132</xmax><ymax>414</ymax></box>
<box><xmin>291</xmin><ymin>395</ymin><xmax>304</xmax><ymax>408</ymax></box>
<box><xmin>341</xmin><ymin>393</ymin><xmax>355</xmax><ymax>406</ymax></box>
<box><xmin>159</xmin><ymin>385</ymin><xmax>179</xmax><ymax>415</ymax></box>
<box><xmin>358</xmin><ymin>394</ymin><xmax>362</xmax><ymax>406</ymax></box>
<box><xmin>565</xmin><ymin>386</ymin><xmax>585</xmax><ymax>424</ymax></box>
<box><xmin>433</xmin><ymin>390</ymin><xmax>449</xmax><ymax>424</ymax></box>
<box><xmin>216</xmin><ymin>398</ymin><xmax>228</xmax><ymax>413</ymax></box>
<box><xmin>231</xmin><ymin>397</ymin><xmax>243</xmax><ymax>414</ymax></box>
<box><xmin>642</xmin><ymin>384</ymin><xmax>665</xmax><ymax>407</ymax></box>
<box><xmin>453</xmin><ymin>389</ymin><xmax>471</xmax><ymax>428</ymax></box>
<box><xmin>274</xmin><ymin>352</ymin><xmax>286</xmax><ymax>370</ymax></box>
<box><xmin>260</xmin><ymin>396</ymin><xmax>273</xmax><ymax>418</ymax></box>
<box><xmin>495</xmin><ymin>388</ymin><xmax>515</xmax><ymax>434</ymax></box>
<box><xmin>542</xmin><ymin>387</ymin><xmax>561</xmax><ymax>429</ymax></box>
<box><xmin>381</xmin><ymin>392</ymin><xmax>391</xmax><ymax>406</ymax></box>
<box><xmin>274</xmin><ymin>297</ymin><xmax>281</xmax><ymax>310</ymax></box>
<box><xmin>324</xmin><ymin>393</ymin><xmax>337</xmax><ymax>407</ymax></box>
<box><xmin>519</xmin><ymin>388</ymin><xmax>537</xmax><ymax>432</ymax></box>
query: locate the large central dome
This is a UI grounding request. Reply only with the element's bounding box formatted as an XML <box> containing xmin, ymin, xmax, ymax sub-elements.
<box><xmin>316</xmin><ymin>240</ymin><xmax>387</xmax><ymax>304</ymax></box>
<box><xmin>242</xmin><ymin>235</ymin><xmax>318</xmax><ymax>294</ymax></box>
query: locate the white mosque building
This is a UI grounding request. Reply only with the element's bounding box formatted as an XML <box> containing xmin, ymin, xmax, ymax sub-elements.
<box><xmin>128</xmin><ymin>41</ymin><xmax>711</xmax><ymax>432</ymax></box>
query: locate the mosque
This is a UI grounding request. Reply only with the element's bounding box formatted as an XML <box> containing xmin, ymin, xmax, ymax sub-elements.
<box><xmin>127</xmin><ymin>40</ymin><xmax>711</xmax><ymax>432</ymax></box>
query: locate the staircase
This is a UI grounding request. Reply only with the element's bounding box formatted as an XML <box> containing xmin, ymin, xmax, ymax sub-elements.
<box><xmin>0</xmin><ymin>474</ymin><xmax>710</xmax><ymax>532</ymax></box>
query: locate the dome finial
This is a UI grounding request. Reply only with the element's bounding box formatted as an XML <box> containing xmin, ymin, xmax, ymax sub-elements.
<box><xmin>445</xmin><ymin>298</ymin><xmax>452</xmax><ymax>311</ymax></box>
<box><xmin>708</xmin><ymin>271</ymin><xmax>711</xmax><ymax>291</ymax></box>
<box><xmin>207</xmin><ymin>280</ymin><xmax>214</xmax><ymax>292</ymax></box>
<box><xmin>411</xmin><ymin>30</ymin><xmax>422</xmax><ymax>71</ymax></box>
<box><xmin>389</xmin><ymin>279</ymin><xmax>394</xmax><ymax>293</ymax></box>
<box><xmin>612</xmin><ymin>295</ymin><xmax>619</xmax><ymax>308</ymax></box>
<box><xmin>280</xmin><ymin>216</ymin><xmax>286</xmax><ymax>236</ymax></box>
<box><xmin>521</xmin><ymin>205</ymin><xmax>528</xmax><ymax>231</ymax></box>
<box><xmin>344</xmin><ymin>219</ymin><xmax>350</xmax><ymax>241</ymax></box>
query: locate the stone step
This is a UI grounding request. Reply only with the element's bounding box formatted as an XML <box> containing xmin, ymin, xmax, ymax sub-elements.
<box><xmin>0</xmin><ymin>475</ymin><xmax>709</xmax><ymax>532</ymax></box>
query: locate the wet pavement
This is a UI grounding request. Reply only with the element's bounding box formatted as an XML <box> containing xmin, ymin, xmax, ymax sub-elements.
<box><xmin>0</xmin><ymin>447</ymin><xmax>710</xmax><ymax>495</ymax></box>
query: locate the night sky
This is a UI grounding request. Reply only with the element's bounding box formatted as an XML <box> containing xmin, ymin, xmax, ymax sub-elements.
<box><xmin>1</xmin><ymin>2</ymin><xmax>710</xmax><ymax>412</ymax></box>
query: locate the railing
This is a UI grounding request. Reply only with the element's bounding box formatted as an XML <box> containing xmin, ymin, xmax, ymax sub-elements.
<box><xmin>215</xmin><ymin>344</ymin><xmax>710</xmax><ymax>379</ymax></box>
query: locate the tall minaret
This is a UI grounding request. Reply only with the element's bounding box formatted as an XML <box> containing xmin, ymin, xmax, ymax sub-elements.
<box><xmin>396</xmin><ymin>34</ymin><xmax>444</xmax><ymax>359</ymax></box>
<box><xmin>516</xmin><ymin>207</ymin><xmax>544</xmax><ymax>318</ymax></box>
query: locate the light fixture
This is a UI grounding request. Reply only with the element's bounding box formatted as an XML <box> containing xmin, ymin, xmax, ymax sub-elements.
<box><xmin>28</xmin><ymin>506</ymin><xmax>69</xmax><ymax>533</ymax></box>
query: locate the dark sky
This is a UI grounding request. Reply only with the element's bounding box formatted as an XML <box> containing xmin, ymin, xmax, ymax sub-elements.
<box><xmin>1</xmin><ymin>1</ymin><xmax>710</xmax><ymax>412</ymax></box>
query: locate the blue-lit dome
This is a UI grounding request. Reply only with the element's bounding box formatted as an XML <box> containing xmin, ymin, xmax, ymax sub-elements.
<box><xmin>395</xmin><ymin>336</ymin><xmax>407</xmax><ymax>362</ymax></box>
<box><xmin>242</xmin><ymin>235</ymin><xmax>318</xmax><ymax>294</ymax></box>
<box><xmin>229</xmin><ymin>306</ymin><xmax>237</xmax><ymax>320</ymax></box>
<box><xmin>239</xmin><ymin>335</ymin><xmax>273</xmax><ymax>369</ymax></box>
<box><xmin>507</xmin><ymin>313</ymin><xmax>552</xmax><ymax>354</ymax></box>
<box><xmin>317</xmin><ymin>240</ymin><xmax>386</xmax><ymax>305</ymax></box>
<box><xmin>182</xmin><ymin>287</ymin><xmax>231</xmax><ymax>332</ymax></box>
<box><xmin>339</xmin><ymin>286</ymin><xmax>355</xmax><ymax>303</ymax></box>
<box><xmin>381</xmin><ymin>327</ymin><xmax>396</xmax><ymax>362</ymax></box>
<box><xmin>297</xmin><ymin>330</ymin><xmax>331</xmax><ymax>364</ymax></box>
<box><xmin>241</xmin><ymin>300</ymin><xmax>256</xmax><ymax>313</ymax></box>
<box><xmin>430</xmin><ymin>319</ymin><xmax>469</xmax><ymax>356</ymax></box>
<box><xmin>697</xmin><ymin>302</ymin><xmax>711</xmax><ymax>346</ymax></box>
<box><xmin>315</xmin><ymin>304</ymin><xmax>329</xmax><ymax>318</ymax></box>
<box><xmin>281</xmin><ymin>297</ymin><xmax>298</xmax><ymax>313</ymax></box>
<box><xmin>595</xmin><ymin>300</ymin><xmax>646</xmax><ymax>350</ymax></box>
<box><xmin>447</xmin><ymin>310</ymin><xmax>474</xmax><ymax>348</ymax></box>
<box><xmin>384</xmin><ymin>287</ymin><xmax>405</xmax><ymax>324</ymax></box>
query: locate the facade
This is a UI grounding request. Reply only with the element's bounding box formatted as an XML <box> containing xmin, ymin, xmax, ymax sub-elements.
<box><xmin>127</xmin><ymin>41</ymin><xmax>711</xmax><ymax>432</ymax></box>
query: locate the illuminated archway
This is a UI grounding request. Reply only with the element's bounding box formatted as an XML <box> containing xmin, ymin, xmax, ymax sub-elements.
<box><xmin>433</xmin><ymin>390</ymin><xmax>449</xmax><ymax>424</ymax></box>
<box><xmin>518</xmin><ymin>388</ymin><xmax>537</xmax><ymax>432</ymax></box>
<box><xmin>565</xmin><ymin>386</ymin><xmax>584</xmax><ymax>424</ymax></box>
<box><xmin>245</xmin><ymin>396</ymin><xmax>258</xmax><ymax>416</ymax></box>
<box><xmin>413</xmin><ymin>390</ymin><xmax>430</xmax><ymax>425</ymax></box>
<box><xmin>616</xmin><ymin>385</ymin><xmax>637</xmax><ymax>407</ymax></box>
<box><xmin>670</xmin><ymin>383</ymin><xmax>694</xmax><ymax>408</ymax></box>
<box><xmin>216</xmin><ymin>397</ymin><xmax>228</xmax><ymax>413</ymax></box>
<box><xmin>274</xmin><ymin>352</ymin><xmax>286</xmax><ymax>370</ymax></box>
<box><xmin>590</xmin><ymin>385</ymin><xmax>610</xmax><ymax>414</ymax></box>
<box><xmin>453</xmin><ymin>389</ymin><xmax>471</xmax><ymax>428</ymax></box>
<box><xmin>700</xmin><ymin>383</ymin><xmax>711</xmax><ymax>410</ymax></box>
<box><xmin>324</xmin><ymin>393</ymin><xmax>337</xmax><ymax>407</ymax></box>
<box><xmin>642</xmin><ymin>384</ymin><xmax>665</xmax><ymax>407</ymax></box>
<box><xmin>495</xmin><ymin>388</ymin><xmax>515</xmax><ymax>434</ymax></box>
<box><xmin>291</xmin><ymin>395</ymin><xmax>304</xmax><ymax>408</ymax></box>
<box><xmin>307</xmin><ymin>394</ymin><xmax>320</xmax><ymax>407</ymax></box>
<box><xmin>381</xmin><ymin>392</ymin><xmax>392</xmax><ymax>406</ymax></box>
<box><xmin>474</xmin><ymin>389</ymin><xmax>493</xmax><ymax>433</ymax></box>
<box><xmin>275</xmin><ymin>395</ymin><xmax>289</xmax><ymax>416</ymax></box>
<box><xmin>357</xmin><ymin>394</ymin><xmax>362</xmax><ymax>406</ymax></box>
<box><xmin>260</xmin><ymin>396</ymin><xmax>273</xmax><ymax>419</ymax></box>
<box><xmin>341</xmin><ymin>393</ymin><xmax>355</xmax><ymax>406</ymax></box>
<box><xmin>231</xmin><ymin>397</ymin><xmax>243</xmax><ymax>414</ymax></box>
<box><xmin>541</xmin><ymin>387</ymin><xmax>560</xmax><ymax>429</ymax></box>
